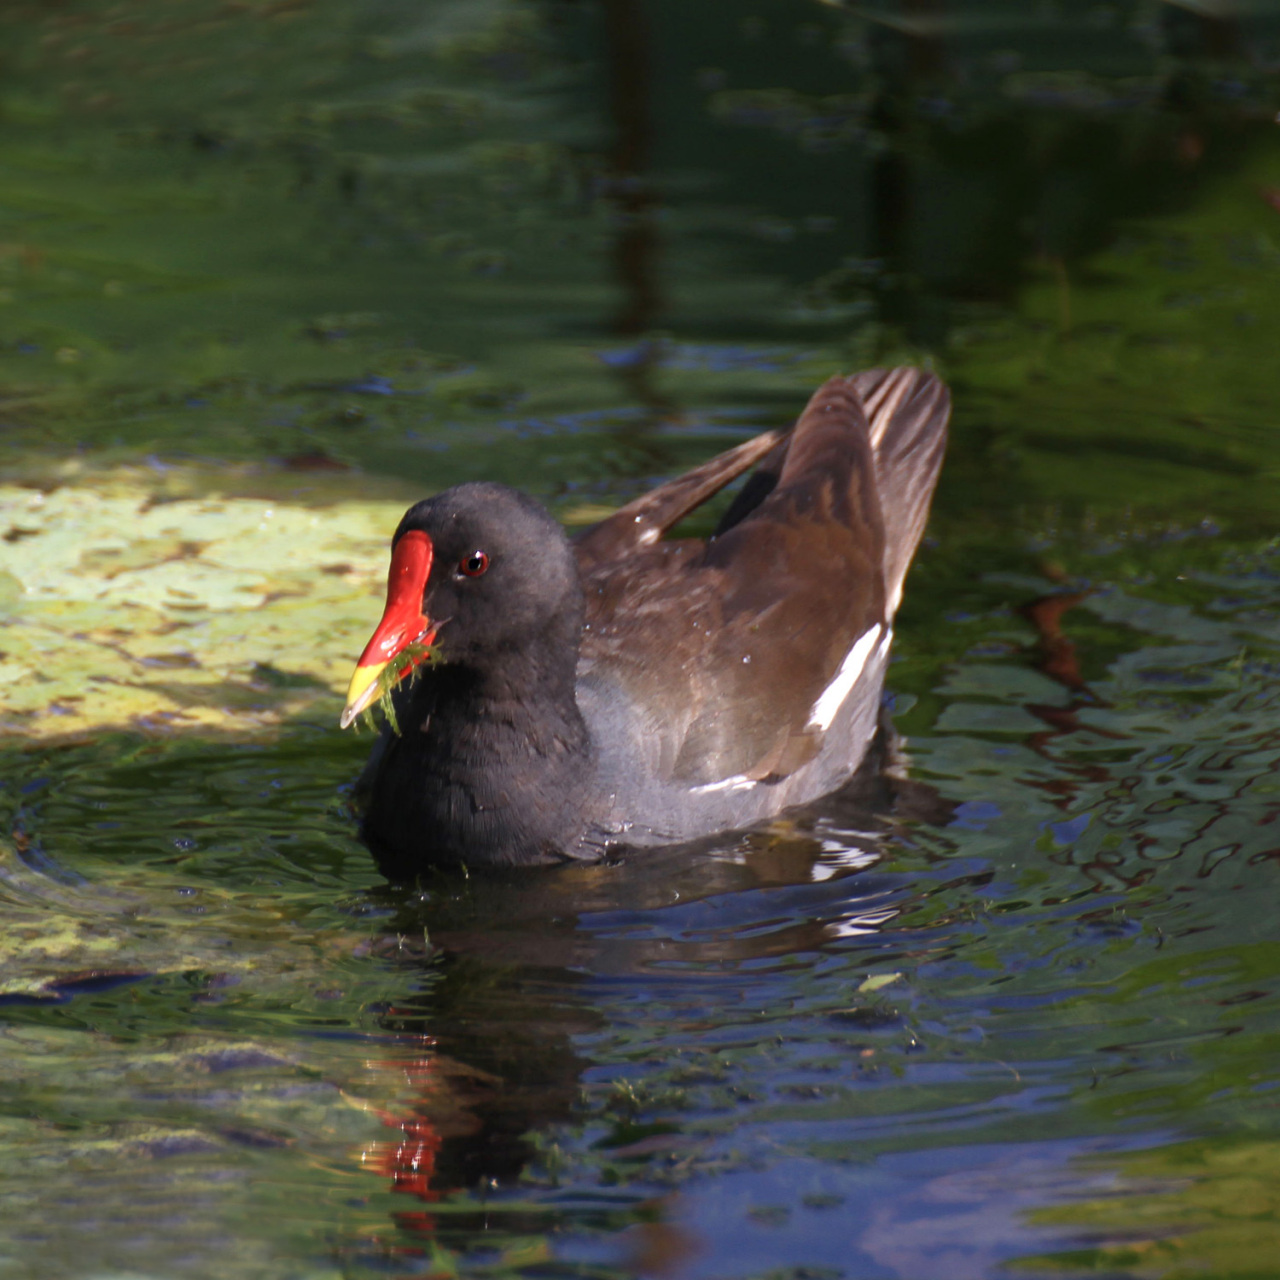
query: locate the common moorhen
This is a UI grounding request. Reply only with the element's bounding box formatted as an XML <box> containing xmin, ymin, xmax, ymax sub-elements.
<box><xmin>341</xmin><ymin>367</ymin><xmax>949</xmax><ymax>873</ymax></box>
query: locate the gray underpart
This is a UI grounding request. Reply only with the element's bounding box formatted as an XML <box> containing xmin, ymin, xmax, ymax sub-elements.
<box><xmin>572</xmin><ymin>639</ymin><xmax>891</xmax><ymax>855</ymax></box>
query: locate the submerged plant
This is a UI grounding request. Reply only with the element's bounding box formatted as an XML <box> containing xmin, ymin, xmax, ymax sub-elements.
<box><xmin>362</xmin><ymin>639</ymin><xmax>440</xmax><ymax>736</ymax></box>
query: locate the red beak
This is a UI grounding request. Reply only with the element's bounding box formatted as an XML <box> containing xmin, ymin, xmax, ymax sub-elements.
<box><xmin>340</xmin><ymin>530</ymin><xmax>437</xmax><ymax>728</ymax></box>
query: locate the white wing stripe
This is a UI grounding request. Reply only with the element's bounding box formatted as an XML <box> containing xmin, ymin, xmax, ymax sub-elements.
<box><xmin>690</xmin><ymin>773</ymin><xmax>756</xmax><ymax>795</ymax></box>
<box><xmin>806</xmin><ymin>624</ymin><xmax>889</xmax><ymax>731</ymax></box>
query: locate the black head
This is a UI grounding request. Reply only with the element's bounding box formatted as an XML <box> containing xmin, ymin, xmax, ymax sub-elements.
<box><xmin>395</xmin><ymin>482</ymin><xmax>583</xmax><ymax>667</ymax></box>
<box><xmin>341</xmin><ymin>482</ymin><xmax>584</xmax><ymax>726</ymax></box>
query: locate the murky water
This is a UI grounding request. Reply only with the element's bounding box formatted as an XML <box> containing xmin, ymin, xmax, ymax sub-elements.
<box><xmin>2</xmin><ymin>3</ymin><xmax>1280</xmax><ymax>1277</ymax></box>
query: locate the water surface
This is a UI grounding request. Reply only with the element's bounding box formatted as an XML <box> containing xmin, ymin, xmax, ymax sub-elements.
<box><xmin>2</xmin><ymin>3</ymin><xmax>1280</xmax><ymax>1277</ymax></box>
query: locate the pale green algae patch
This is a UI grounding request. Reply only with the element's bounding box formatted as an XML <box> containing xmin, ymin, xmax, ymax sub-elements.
<box><xmin>0</xmin><ymin>469</ymin><xmax>415</xmax><ymax>737</ymax></box>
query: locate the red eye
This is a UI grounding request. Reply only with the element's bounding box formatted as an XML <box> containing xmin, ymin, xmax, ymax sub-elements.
<box><xmin>459</xmin><ymin>550</ymin><xmax>489</xmax><ymax>577</ymax></box>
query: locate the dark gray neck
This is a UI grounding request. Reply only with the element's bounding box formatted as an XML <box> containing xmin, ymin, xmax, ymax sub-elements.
<box><xmin>414</xmin><ymin>652</ymin><xmax>588</xmax><ymax>763</ymax></box>
<box><xmin>361</xmin><ymin>636</ymin><xmax>595</xmax><ymax>873</ymax></box>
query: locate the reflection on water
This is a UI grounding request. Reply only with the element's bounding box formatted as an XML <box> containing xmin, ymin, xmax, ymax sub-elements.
<box><xmin>2</xmin><ymin>0</ymin><xmax>1280</xmax><ymax>1277</ymax></box>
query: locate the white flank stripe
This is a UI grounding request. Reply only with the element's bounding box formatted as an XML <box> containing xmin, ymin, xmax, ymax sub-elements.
<box><xmin>806</xmin><ymin>624</ymin><xmax>887</xmax><ymax>731</ymax></box>
<box><xmin>691</xmin><ymin>773</ymin><xmax>755</xmax><ymax>795</ymax></box>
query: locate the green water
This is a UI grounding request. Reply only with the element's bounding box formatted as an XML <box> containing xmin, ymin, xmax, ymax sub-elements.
<box><xmin>3</xmin><ymin>2</ymin><xmax>1280</xmax><ymax>1277</ymax></box>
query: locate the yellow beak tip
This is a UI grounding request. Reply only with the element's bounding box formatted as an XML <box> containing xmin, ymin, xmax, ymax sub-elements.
<box><xmin>340</xmin><ymin>661</ymin><xmax>387</xmax><ymax>729</ymax></box>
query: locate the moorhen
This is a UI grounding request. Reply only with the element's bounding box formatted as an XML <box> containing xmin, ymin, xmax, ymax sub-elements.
<box><xmin>341</xmin><ymin>367</ymin><xmax>949</xmax><ymax>873</ymax></box>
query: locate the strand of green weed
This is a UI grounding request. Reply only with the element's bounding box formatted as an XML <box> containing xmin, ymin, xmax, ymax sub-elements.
<box><xmin>358</xmin><ymin>640</ymin><xmax>438</xmax><ymax>736</ymax></box>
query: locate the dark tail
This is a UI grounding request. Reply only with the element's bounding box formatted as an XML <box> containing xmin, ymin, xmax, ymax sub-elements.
<box><xmin>850</xmin><ymin>367</ymin><xmax>950</xmax><ymax>612</ymax></box>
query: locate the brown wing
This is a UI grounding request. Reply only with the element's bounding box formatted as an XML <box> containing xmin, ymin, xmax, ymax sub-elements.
<box><xmin>573</xmin><ymin>428</ymin><xmax>785</xmax><ymax>573</ymax></box>
<box><xmin>576</xmin><ymin>370</ymin><xmax>946</xmax><ymax>787</ymax></box>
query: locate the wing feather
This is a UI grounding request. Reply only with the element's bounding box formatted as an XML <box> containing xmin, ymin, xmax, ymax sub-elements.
<box><xmin>574</xmin><ymin>429</ymin><xmax>784</xmax><ymax>573</ymax></box>
<box><xmin>578</xmin><ymin>369</ymin><xmax>948</xmax><ymax>789</ymax></box>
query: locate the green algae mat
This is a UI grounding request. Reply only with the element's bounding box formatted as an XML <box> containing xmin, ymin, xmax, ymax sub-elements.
<box><xmin>3</xmin><ymin>2</ymin><xmax>1280</xmax><ymax>1278</ymax></box>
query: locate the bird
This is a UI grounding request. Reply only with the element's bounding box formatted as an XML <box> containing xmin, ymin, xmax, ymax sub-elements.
<box><xmin>340</xmin><ymin>367</ymin><xmax>949</xmax><ymax>876</ymax></box>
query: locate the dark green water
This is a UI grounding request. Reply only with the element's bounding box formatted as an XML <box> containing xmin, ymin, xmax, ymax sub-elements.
<box><xmin>3</xmin><ymin>3</ymin><xmax>1280</xmax><ymax>1277</ymax></box>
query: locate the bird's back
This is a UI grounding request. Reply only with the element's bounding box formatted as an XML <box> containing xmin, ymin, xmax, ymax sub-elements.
<box><xmin>572</xmin><ymin>368</ymin><xmax>949</xmax><ymax>851</ymax></box>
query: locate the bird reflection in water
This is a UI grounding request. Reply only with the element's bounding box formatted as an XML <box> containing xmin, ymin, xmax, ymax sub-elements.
<box><xmin>349</xmin><ymin>742</ymin><xmax>953</xmax><ymax>1254</ymax></box>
